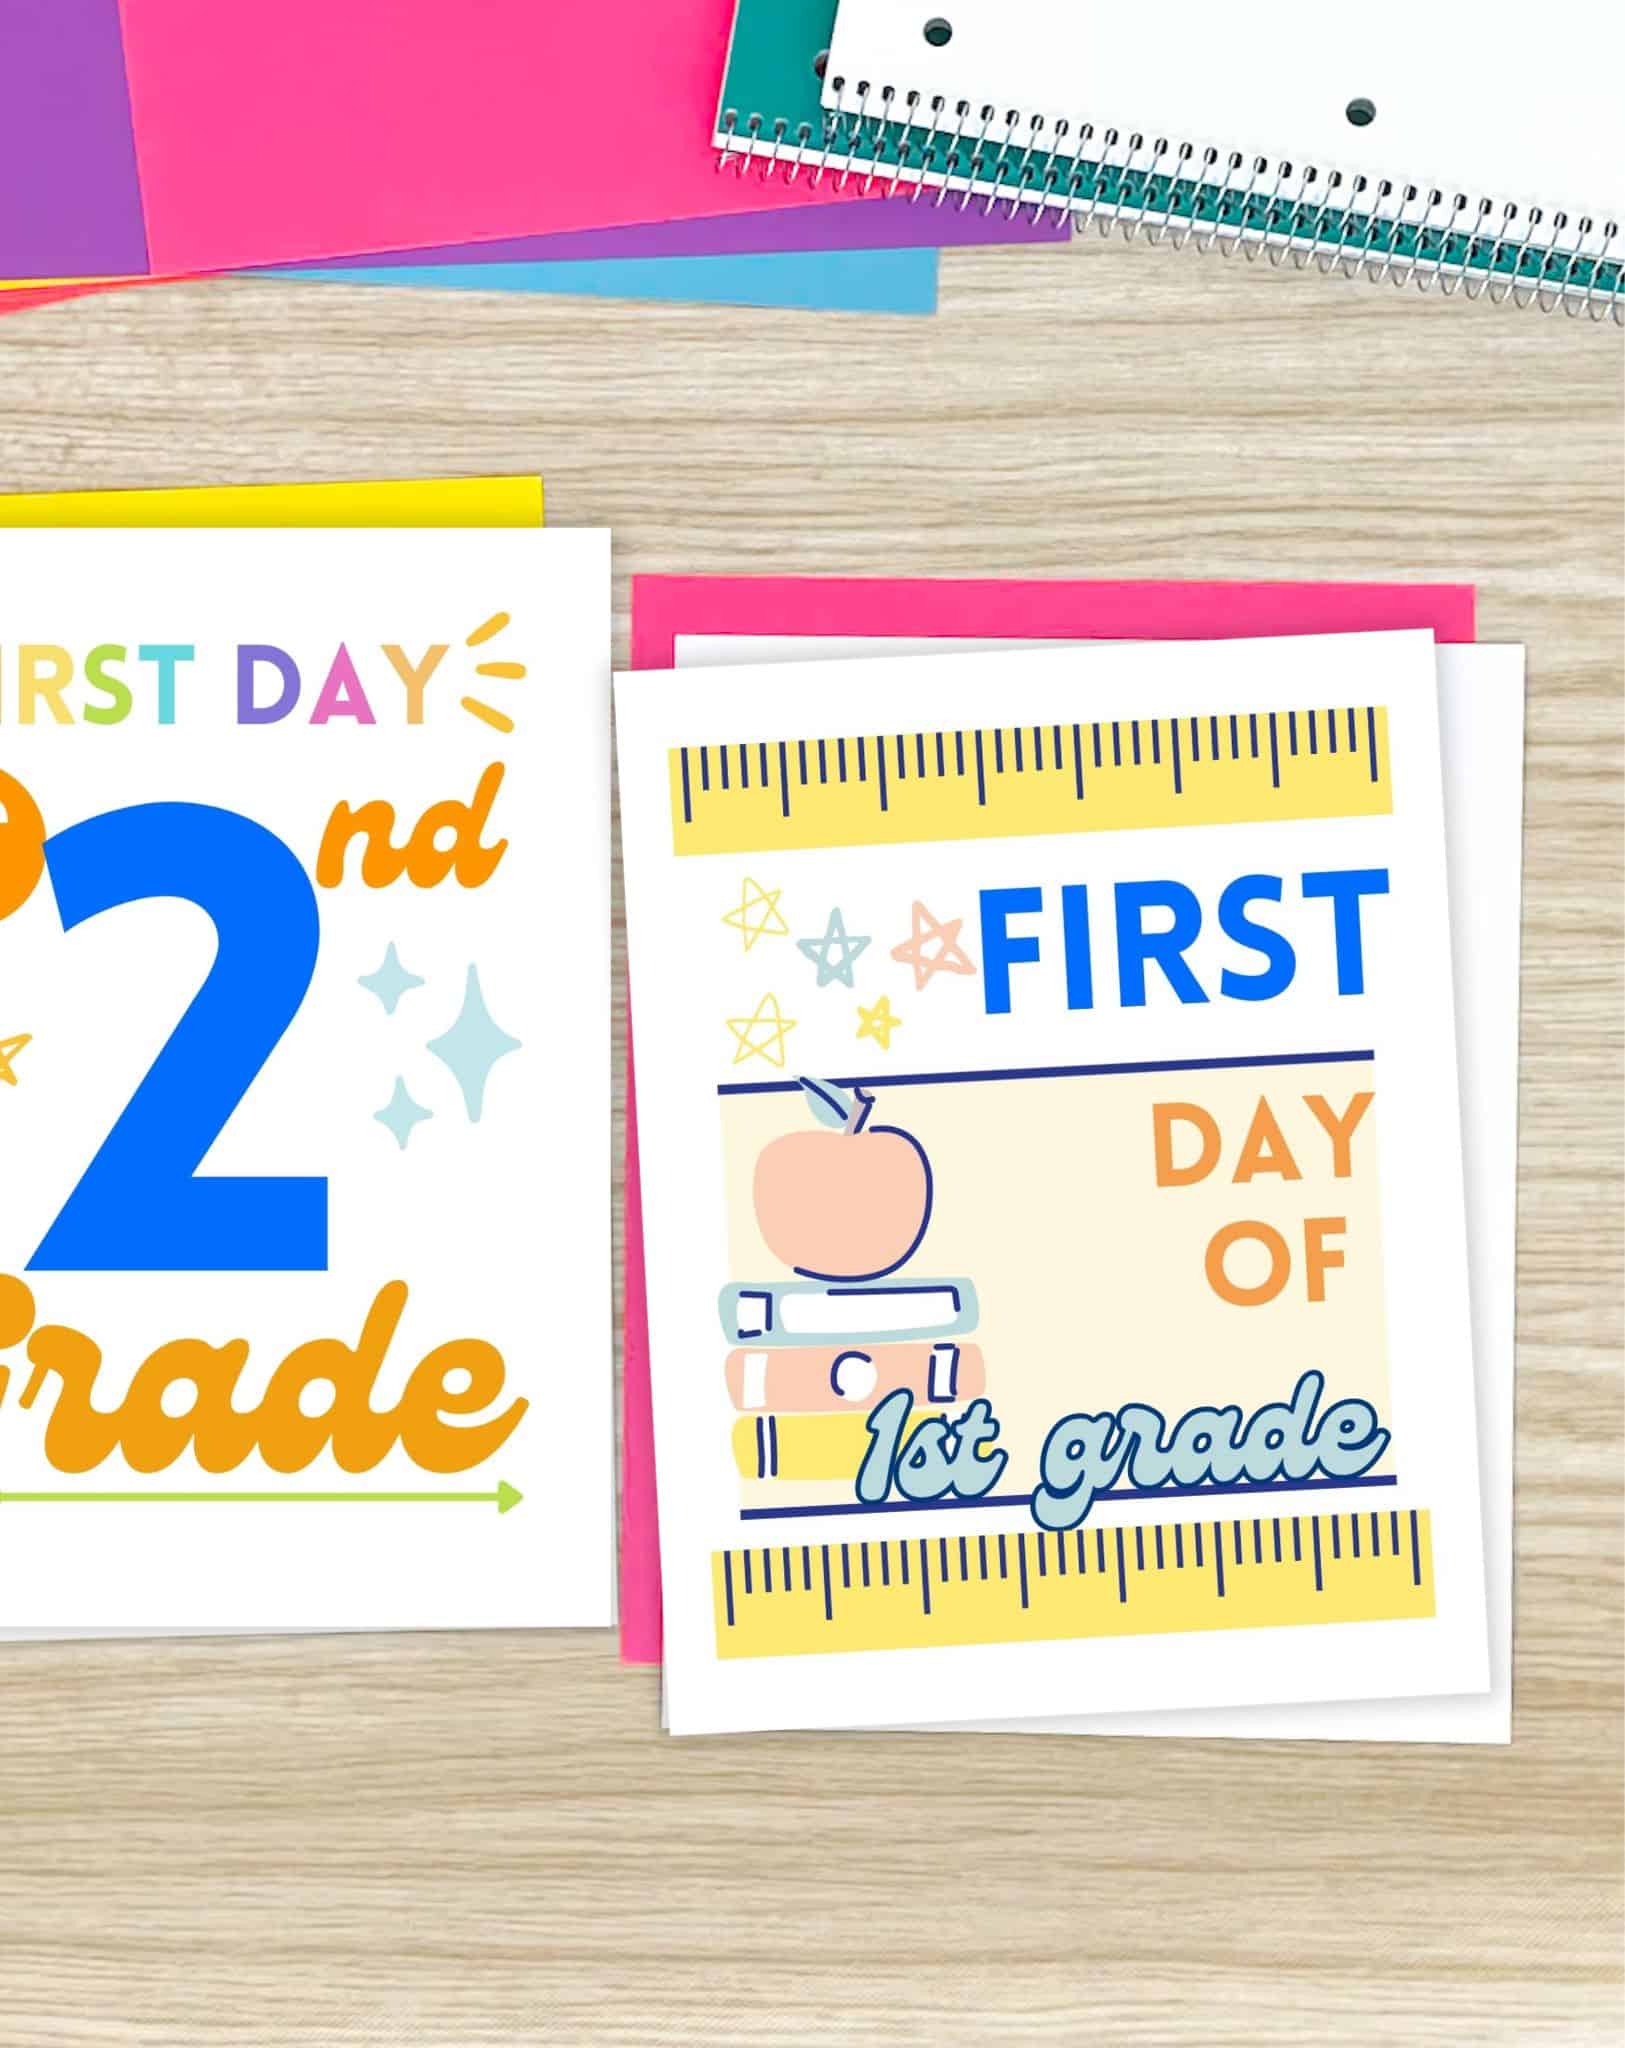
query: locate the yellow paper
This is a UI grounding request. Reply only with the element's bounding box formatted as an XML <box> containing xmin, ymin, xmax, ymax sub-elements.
<box><xmin>0</xmin><ymin>475</ymin><xmax>543</xmax><ymax>526</ymax></box>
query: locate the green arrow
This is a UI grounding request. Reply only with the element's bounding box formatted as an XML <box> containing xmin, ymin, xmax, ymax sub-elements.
<box><xmin>0</xmin><ymin>1479</ymin><xmax>522</xmax><ymax>1513</ymax></box>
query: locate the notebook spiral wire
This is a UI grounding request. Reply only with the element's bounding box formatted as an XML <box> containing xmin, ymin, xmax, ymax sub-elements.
<box><xmin>717</xmin><ymin>80</ymin><xmax>1622</xmax><ymax>322</ymax></box>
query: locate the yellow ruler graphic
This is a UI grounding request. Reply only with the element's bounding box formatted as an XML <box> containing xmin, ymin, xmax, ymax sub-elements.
<box><xmin>712</xmin><ymin>1506</ymin><xmax>1432</xmax><ymax>1658</ymax></box>
<box><xmin>670</xmin><ymin>707</ymin><xmax>1392</xmax><ymax>855</ymax></box>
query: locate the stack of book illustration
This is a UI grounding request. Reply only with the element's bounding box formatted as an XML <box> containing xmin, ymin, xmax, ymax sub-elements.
<box><xmin>722</xmin><ymin>1278</ymin><xmax>983</xmax><ymax>1506</ymax></box>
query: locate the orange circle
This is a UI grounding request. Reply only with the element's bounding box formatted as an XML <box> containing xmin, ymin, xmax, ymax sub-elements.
<box><xmin>0</xmin><ymin>1273</ymin><xmax>36</xmax><ymax>1349</ymax></box>
<box><xmin>0</xmin><ymin>771</ymin><xmax>45</xmax><ymax>922</ymax></box>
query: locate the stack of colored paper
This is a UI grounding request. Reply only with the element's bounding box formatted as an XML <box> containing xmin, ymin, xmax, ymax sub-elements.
<box><xmin>0</xmin><ymin>0</ymin><xmax>1064</xmax><ymax>323</ymax></box>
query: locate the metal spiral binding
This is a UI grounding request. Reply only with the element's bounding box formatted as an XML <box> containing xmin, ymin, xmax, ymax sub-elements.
<box><xmin>716</xmin><ymin>81</ymin><xmax>1622</xmax><ymax>323</ymax></box>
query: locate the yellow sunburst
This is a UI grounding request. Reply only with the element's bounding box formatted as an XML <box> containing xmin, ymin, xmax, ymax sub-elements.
<box><xmin>460</xmin><ymin>610</ymin><xmax>526</xmax><ymax>732</ymax></box>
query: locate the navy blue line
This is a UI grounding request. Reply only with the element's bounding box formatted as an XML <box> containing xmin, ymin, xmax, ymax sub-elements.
<box><xmin>856</xmin><ymin>735</ymin><xmax>867</xmax><ymax>781</ymax></box>
<box><xmin>778</xmin><ymin>740</ymin><xmax>790</xmax><ymax>818</ymax></box>
<box><xmin>1308</xmin><ymin>709</ymin><xmax>1318</xmax><ymax>755</ymax></box>
<box><xmin>1326</xmin><ymin>709</ymin><xmax>1336</xmax><ymax>755</ymax></box>
<box><xmin>759</xmin><ymin>741</ymin><xmax>769</xmax><ymax>787</ymax></box>
<box><xmin>1331</xmin><ymin>1517</ymin><xmax>1341</xmax><ymax>1560</ymax></box>
<box><xmin>798</xmin><ymin>738</ymin><xmax>808</xmax><ymax>784</ymax></box>
<box><xmin>737</xmin><ymin>1471</ymin><xmax>1402</xmax><ymax>1522</ymax></box>
<box><xmin>1036</xmin><ymin>1533</ymin><xmax>1047</xmax><ymax>1577</ymax></box>
<box><xmin>679</xmin><ymin>748</ymin><xmax>692</xmax><ymax>823</ymax></box>
<box><xmin>841</xmin><ymin>1542</ymin><xmax>851</xmax><ymax>1588</ymax></box>
<box><xmin>876</xmin><ymin>736</ymin><xmax>888</xmax><ymax>812</ymax></box>
<box><xmin>1135</xmin><ymin>1526</ymin><xmax>1144</xmax><ymax>1573</ymax></box>
<box><xmin>1312</xmin><ymin>1518</ymin><xmax>1324</xmax><ymax>1592</ymax></box>
<box><xmin>762</xmin><ymin>1547</ymin><xmax>772</xmax><ymax>1593</ymax></box>
<box><xmin>899</xmin><ymin>1542</ymin><xmax>909</xmax><ymax>1586</ymax></box>
<box><xmin>1214</xmin><ymin>1522</ymin><xmax>1225</xmax><ymax>1598</ymax></box>
<box><xmin>1410</xmin><ymin>1508</ymin><xmax>1421</xmax><ymax>1586</ymax></box>
<box><xmin>1351</xmin><ymin>1514</ymin><xmax>1360</xmax><ymax>1557</ymax></box>
<box><xmin>1170</xmin><ymin>717</ymin><xmax>1182</xmax><ymax>795</ymax></box>
<box><xmin>1115</xmin><ymin>1527</ymin><xmax>1127</xmax><ymax>1604</ymax></box>
<box><xmin>1095</xmin><ymin>1529</ymin><xmax>1106</xmax><ymax>1574</ymax></box>
<box><xmin>1092</xmin><ymin>723</ymin><xmax>1102</xmax><ymax>769</ymax></box>
<box><xmin>720</xmin><ymin>1049</ymin><xmax>1375</xmax><ymax>1096</ymax></box>
<box><xmin>737</xmin><ymin>744</ymin><xmax>747</xmax><ymax>790</ymax></box>
<box><xmin>837</xmin><ymin>737</ymin><xmax>846</xmax><ymax>779</ymax></box>
<box><xmin>700</xmin><ymin>746</ymin><xmax>711</xmax><ymax>792</ymax></box>
<box><xmin>1017</xmin><ymin>1534</ymin><xmax>1029</xmax><ymax>1609</ymax></box>
<box><xmin>723</xmin><ymin>1550</ymin><xmax>735</xmax><ymax>1626</ymax></box>
<box><xmin>1367</xmin><ymin>705</ymin><xmax>1381</xmax><ymax>783</ymax></box>
<box><xmin>919</xmin><ymin>732</ymin><xmax>929</xmax><ymax>777</ymax></box>
<box><xmin>1195</xmin><ymin>1524</ymin><xmax>1204</xmax><ymax>1568</ymax></box>
<box><xmin>895</xmin><ymin>733</ymin><xmax>906</xmax><ymax>779</ymax></box>
<box><xmin>1131</xmin><ymin>721</ymin><xmax>1141</xmax><ymax>766</ymax></box>
<box><xmin>998</xmin><ymin>1534</ymin><xmax>1008</xmax><ymax>1580</ymax></box>
<box><xmin>1229</xmin><ymin>713</ymin><xmax>1239</xmax><ymax>758</ymax></box>
<box><xmin>1346</xmin><ymin>707</ymin><xmax>1357</xmax><ymax>753</ymax></box>
<box><xmin>1288</xmin><ymin>710</ymin><xmax>1298</xmax><ymax>757</ymax></box>
<box><xmin>974</xmin><ymin>729</ymin><xmax>986</xmax><ymax>805</ymax></box>
<box><xmin>1249</xmin><ymin>712</ymin><xmax>1259</xmax><ymax>759</ymax></box>
<box><xmin>1268</xmin><ymin>711</ymin><xmax>1280</xmax><ymax>788</ymax></box>
<box><xmin>818</xmin><ymin>738</ymin><xmax>828</xmax><ymax>783</ymax></box>
<box><xmin>1210</xmin><ymin>714</ymin><xmax>1221</xmax><ymax>760</ymax></box>
<box><xmin>919</xmin><ymin>1539</ymin><xmax>931</xmax><ymax>1615</ymax></box>
<box><xmin>1076</xmin><ymin>1530</ymin><xmax>1086</xmax><ymax>1573</ymax></box>
<box><xmin>719</xmin><ymin>746</ymin><xmax>729</xmax><ymax>791</ymax></box>
<box><xmin>955</xmin><ymin>730</ymin><xmax>965</xmax><ymax>776</ymax></box>
<box><xmin>1072</xmin><ymin>723</ymin><xmax>1084</xmax><ymax>799</ymax></box>
<box><xmin>801</xmin><ymin>1543</ymin><xmax>812</xmax><ymax>1591</ymax></box>
<box><xmin>821</xmin><ymin>1546</ymin><xmax>832</xmax><ymax>1621</ymax></box>
<box><xmin>1013</xmin><ymin>727</ymin><xmax>1023</xmax><ymax>771</ymax></box>
<box><xmin>1111</xmin><ymin>721</ymin><xmax>1121</xmax><ymax>767</ymax></box>
<box><xmin>1155</xmin><ymin>1526</ymin><xmax>1164</xmax><ymax>1569</ymax></box>
<box><xmin>1189</xmin><ymin>715</ymin><xmax>1200</xmax><ymax>764</ymax></box>
<box><xmin>743</xmin><ymin>1550</ymin><xmax>752</xmax><ymax>1594</ymax></box>
<box><xmin>1151</xmin><ymin>721</ymin><xmax>1161</xmax><ymax>766</ymax></box>
<box><xmin>935</xmin><ymin>733</ymin><xmax>945</xmax><ymax>776</ymax></box>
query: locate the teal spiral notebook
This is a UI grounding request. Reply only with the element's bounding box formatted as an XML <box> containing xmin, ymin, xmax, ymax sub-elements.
<box><xmin>715</xmin><ymin>0</ymin><xmax>1622</xmax><ymax>321</ymax></box>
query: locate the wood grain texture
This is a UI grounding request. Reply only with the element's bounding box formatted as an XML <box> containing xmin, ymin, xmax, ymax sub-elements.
<box><xmin>0</xmin><ymin>241</ymin><xmax>1618</xmax><ymax>2047</ymax></box>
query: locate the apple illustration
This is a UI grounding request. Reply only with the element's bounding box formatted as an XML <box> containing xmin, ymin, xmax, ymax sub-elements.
<box><xmin>752</xmin><ymin>1077</ymin><xmax>934</xmax><ymax>1282</ymax></box>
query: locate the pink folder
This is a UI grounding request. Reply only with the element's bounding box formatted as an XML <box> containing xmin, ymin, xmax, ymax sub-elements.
<box><xmin>620</xmin><ymin>574</ymin><xmax>1478</xmax><ymax>1662</ymax></box>
<box><xmin>8</xmin><ymin>0</ymin><xmax>864</xmax><ymax>282</ymax></box>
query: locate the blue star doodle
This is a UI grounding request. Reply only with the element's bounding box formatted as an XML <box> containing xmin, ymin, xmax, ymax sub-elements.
<box><xmin>796</xmin><ymin>906</ymin><xmax>871</xmax><ymax>989</ymax></box>
<box><xmin>374</xmin><ymin>1077</ymin><xmax>433</xmax><ymax>1151</ymax></box>
<box><xmin>357</xmin><ymin>941</ymin><xmax>426</xmax><ymax>1016</ymax></box>
<box><xmin>427</xmin><ymin>965</ymin><xmax>523</xmax><ymax>1121</ymax></box>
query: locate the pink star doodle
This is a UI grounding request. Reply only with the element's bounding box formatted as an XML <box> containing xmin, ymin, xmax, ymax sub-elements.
<box><xmin>890</xmin><ymin>900</ymin><xmax>977</xmax><ymax>992</ymax></box>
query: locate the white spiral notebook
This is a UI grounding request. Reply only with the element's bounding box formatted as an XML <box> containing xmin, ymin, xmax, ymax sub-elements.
<box><xmin>716</xmin><ymin>0</ymin><xmax>1623</xmax><ymax>320</ymax></box>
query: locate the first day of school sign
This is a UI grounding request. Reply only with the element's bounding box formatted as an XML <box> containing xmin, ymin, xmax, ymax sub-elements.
<box><xmin>0</xmin><ymin>529</ymin><xmax>612</xmax><ymax>1631</ymax></box>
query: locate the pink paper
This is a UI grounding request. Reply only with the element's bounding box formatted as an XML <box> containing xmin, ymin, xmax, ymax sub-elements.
<box><xmin>118</xmin><ymin>2</ymin><xmax>855</xmax><ymax>278</ymax></box>
<box><xmin>621</xmin><ymin>574</ymin><xmax>1477</xmax><ymax>1663</ymax></box>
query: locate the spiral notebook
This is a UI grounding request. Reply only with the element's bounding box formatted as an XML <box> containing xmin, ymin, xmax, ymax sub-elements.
<box><xmin>715</xmin><ymin>0</ymin><xmax>1623</xmax><ymax>320</ymax></box>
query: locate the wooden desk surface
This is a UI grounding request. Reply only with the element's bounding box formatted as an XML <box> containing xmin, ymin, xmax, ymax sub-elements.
<box><xmin>0</xmin><ymin>244</ymin><xmax>1618</xmax><ymax>2047</ymax></box>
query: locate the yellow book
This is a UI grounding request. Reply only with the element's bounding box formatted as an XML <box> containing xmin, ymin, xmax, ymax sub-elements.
<box><xmin>732</xmin><ymin>1410</ymin><xmax>942</xmax><ymax>1484</ymax></box>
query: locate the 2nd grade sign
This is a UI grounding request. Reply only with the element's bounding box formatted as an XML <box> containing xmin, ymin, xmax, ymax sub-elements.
<box><xmin>0</xmin><ymin>528</ymin><xmax>612</xmax><ymax>1632</ymax></box>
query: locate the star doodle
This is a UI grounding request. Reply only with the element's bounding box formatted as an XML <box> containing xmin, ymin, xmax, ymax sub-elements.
<box><xmin>0</xmin><ymin>1032</ymin><xmax>30</xmax><ymax>1085</ymax></box>
<box><xmin>796</xmin><ymin>906</ymin><xmax>871</xmax><ymax>989</ymax></box>
<box><xmin>890</xmin><ymin>900</ymin><xmax>977</xmax><ymax>991</ymax></box>
<box><xmin>721</xmin><ymin>876</ymin><xmax>789</xmax><ymax>952</ymax></box>
<box><xmin>357</xmin><ymin>941</ymin><xmax>425</xmax><ymax>1016</ymax></box>
<box><xmin>374</xmin><ymin>1076</ymin><xmax>433</xmax><ymax>1151</ymax></box>
<box><xmin>726</xmin><ymin>992</ymin><xmax>797</xmax><ymax>1068</ymax></box>
<box><xmin>427</xmin><ymin>965</ymin><xmax>523</xmax><ymax>1121</ymax></box>
<box><xmin>856</xmin><ymin>996</ymin><xmax>902</xmax><ymax>1051</ymax></box>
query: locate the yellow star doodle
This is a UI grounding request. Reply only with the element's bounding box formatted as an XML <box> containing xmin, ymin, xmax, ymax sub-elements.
<box><xmin>0</xmin><ymin>1032</ymin><xmax>31</xmax><ymax>1085</ymax></box>
<box><xmin>890</xmin><ymin>900</ymin><xmax>977</xmax><ymax>991</ymax></box>
<box><xmin>856</xmin><ymin>996</ymin><xmax>902</xmax><ymax>1051</ymax></box>
<box><xmin>721</xmin><ymin>876</ymin><xmax>789</xmax><ymax>952</ymax></box>
<box><xmin>727</xmin><ymin>993</ymin><xmax>797</xmax><ymax>1068</ymax></box>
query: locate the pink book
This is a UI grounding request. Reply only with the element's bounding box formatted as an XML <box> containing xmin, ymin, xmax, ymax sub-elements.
<box><xmin>621</xmin><ymin>574</ymin><xmax>1477</xmax><ymax>1662</ymax></box>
